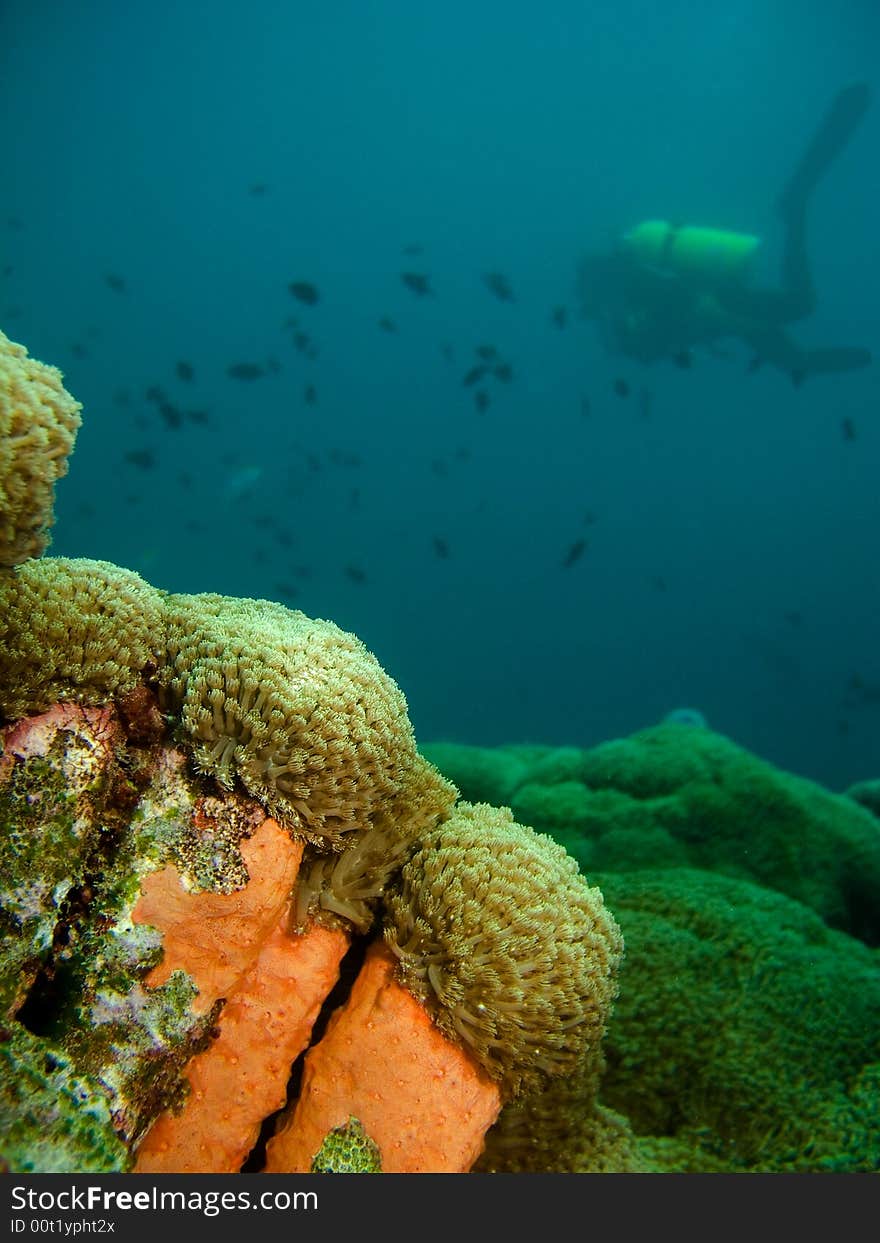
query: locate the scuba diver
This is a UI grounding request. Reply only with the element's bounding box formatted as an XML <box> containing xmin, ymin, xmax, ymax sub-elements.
<box><xmin>578</xmin><ymin>84</ymin><xmax>873</xmax><ymax>385</ymax></box>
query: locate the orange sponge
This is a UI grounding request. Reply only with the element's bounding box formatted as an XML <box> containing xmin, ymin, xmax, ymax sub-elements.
<box><xmin>264</xmin><ymin>941</ymin><xmax>503</xmax><ymax>1173</ymax></box>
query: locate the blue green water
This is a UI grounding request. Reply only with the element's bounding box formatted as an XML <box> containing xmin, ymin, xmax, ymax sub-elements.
<box><xmin>2</xmin><ymin>0</ymin><xmax>877</xmax><ymax>789</ymax></box>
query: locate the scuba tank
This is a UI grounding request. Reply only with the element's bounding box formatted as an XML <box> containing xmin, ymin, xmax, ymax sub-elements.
<box><xmin>621</xmin><ymin>220</ymin><xmax>760</xmax><ymax>289</ymax></box>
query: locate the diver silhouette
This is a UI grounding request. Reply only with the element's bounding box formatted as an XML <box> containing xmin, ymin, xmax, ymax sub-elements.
<box><xmin>578</xmin><ymin>84</ymin><xmax>873</xmax><ymax>384</ymax></box>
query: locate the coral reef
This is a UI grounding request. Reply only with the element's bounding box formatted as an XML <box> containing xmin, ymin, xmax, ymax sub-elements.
<box><xmin>1</xmin><ymin>326</ymin><xmax>624</xmax><ymax>1174</ymax></box>
<box><xmin>426</xmin><ymin>737</ymin><xmax>880</xmax><ymax>1172</ymax></box>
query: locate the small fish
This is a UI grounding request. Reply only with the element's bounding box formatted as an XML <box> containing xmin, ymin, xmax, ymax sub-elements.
<box><xmin>378</xmin><ymin>316</ymin><xmax>397</xmax><ymax>332</ymax></box>
<box><xmin>304</xmin><ymin>383</ymin><xmax>317</xmax><ymax>405</ymax></box>
<box><xmin>345</xmin><ymin>564</ymin><xmax>367</xmax><ymax>584</ymax></box>
<box><xmin>441</xmin><ymin>343</ymin><xmax>454</xmax><ymax>364</ymax></box>
<box><xmin>562</xmin><ymin>538</ymin><xmax>587</xmax><ymax>568</ymax></box>
<box><xmin>104</xmin><ymin>273</ymin><xmax>127</xmax><ymax>293</ymax></box>
<box><xmin>841</xmin><ymin>417</ymin><xmax>856</xmax><ymax>441</ymax></box>
<box><xmin>638</xmin><ymin>389</ymin><xmax>653</xmax><ymax>419</ymax></box>
<box><xmin>432</xmin><ymin>535</ymin><xmax>449</xmax><ymax>559</ymax></box>
<box><xmin>401</xmin><ymin>272</ymin><xmax>432</xmax><ymax>296</ymax></box>
<box><xmin>483</xmin><ymin>271</ymin><xmax>514</xmax><ymax>302</ymax></box>
<box><xmin>474</xmin><ymin>389</ymin><xmax>490</xmax><ymax>413</ymax></box>
<box><xmin>227</xmin><ymin>362</ymin><xmax>264</xmax><ymax>381</ymax></box>
<box><xmin>580</xmin><ymin>396</ymin><xmax>591</xmax><ymax>417</ymax></box>
<box><xmin>475</xmin><ymin>344</ymin><xmax>499</xmax><ymax>361</ymax></box>
<box><xmin>176</xmin><ymin>360</ymin><xmax>194</xmax><ymax>382</ymax></box>
<box><xmin>186</xmin><ymin>408</ymin><xmax>211</xmax><ymax>425</ymax></box>
<box><xmin>784</xmin><ymin>610</ymin><xmax>803</xmax><ymax>628</ymax></box>
<box><xmin>402</xmin><ymin>242</ymin><xmax>424</xmax><ymax>256</ymax></box>
<box><xmin>249</xmin><ymin>183</ymin><xmax>268</xmax><ymax>196</ymax></box>
<box><xmin>650</xmin><ymin>575</ymin><xmax>668</xmax><ymax>592</ymax></box>
<box><xmin>550</xmin><ymin>306</ymin><xmax>567</xmax><ymax>329</ymax></box>
<box><xmin>493</xmin><ymin>362</ymin><xmax>513</xmax><ymax>383</ymax></box>
<box><xmin>289</xmin><ymin>281</ymin><xmax>319</xmax><ymax>305</ymax></box>
<box><xmin>747</xmin><ymin>356</ymin><xmax>764</xmax><ymax>373</ymax></box>
<box><xmin>462</xmin><ymin>365</ymin><xmax>487</xmax><ymax>387</ymax></box>
<box><xmin>613</xmin><ymin>378</ymin><xmax>630</xmax><ymax>398</ymax></box>
<box><xmin>71</xmin><ymin>343</ymin><xmax>88</xmax><ymax>358</ymax></box>
<box><xmin>158</xmin><ymin>401</ymin><xmax>183</xmax><ymax>429</ymax></box>
<box><xmin>124</xmin><ymin>448</ymin><xmax>156</xmax><ymax>470</ymax></box>
<box><xmin>672</xmin><ymin>349</ymin><xmax>692</xmax><ymax>369</ymax></box>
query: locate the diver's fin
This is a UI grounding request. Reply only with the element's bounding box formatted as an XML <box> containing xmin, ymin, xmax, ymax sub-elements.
<box><xmin>802</xmin><ymin>346</ymin><xmax>872</xmax><ymax>375</ymax></box>
<box><xmin>776</xmin><ymin>83</ymin><xmax>872</xmax><ymax>218</ymax></box>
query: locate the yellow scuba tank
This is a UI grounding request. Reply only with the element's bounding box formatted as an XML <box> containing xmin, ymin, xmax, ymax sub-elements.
<box><xmin>622</xmin><ymin>220</ymin><xmax>760</xmax><ymax>287</ymax></box>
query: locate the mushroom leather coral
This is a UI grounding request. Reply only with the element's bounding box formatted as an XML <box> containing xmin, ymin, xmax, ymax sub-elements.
<box><xmin>160</xmin><ymin>591</ymin><xmax>456</xmax><ymax>850</ymax></box>
<box><xmin>0</xmin><ymin>329</ymin><xmax>82</xmax><ymax>567</ymax></box>
<box><xmin>0</xmin><ymin>557</ymin><xmax>166</xmax><ymax>720</ymax></box>
<box><xmin>383</xmin><ymin>801</ymin><xmax>624</xmax><ymax>1099</ymax></box>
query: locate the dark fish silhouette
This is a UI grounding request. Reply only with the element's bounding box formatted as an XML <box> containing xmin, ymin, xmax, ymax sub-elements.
<box><xmin>841</xmin><ymin>417</ymin><xmax>856</xmax><ymax>441</ymax></box>
<box><xmin>158</xmin><ymin>401</ymin><xmax>183</xmax><ymax>429</ymax></box>
<box><xmin>176</xmin><ymin>360</ymin><xmax>194</xmax><ymax>382</ymax></box>
<box><xmin>345</xmin><ymin>564</ymin><xmax>367</xmax><ymax>584</ymax></box>
<box><xmin>288</xmin><ymin>281</ymin><xmax>319</xmax><ymax>305</ymax></box>
<box><xmin>580</xmin><ymin>396</ymin><xmax>591</xmax><ymax>417</ymax></box>
<box><xmin>227</xmin><ymin>362</ymin><xmax>264</xmax><ymax>380</ymax></box>
<box><xmin>493</xmin><ymin>362</ymin><xmax>513</xmax><ymax>383</ymax></box>
<box><xmin>401</xmin><ymin>272</ymin><xmax>432</xmax><ymax>296</ymax></box>
<box><xmin>186</xmin><ymin>408</ymin><xmax>211</xmax><ymax>425</ymax></box>
<box><xmin>474</xmin><ymin>389</ymin><xmax>490</xmax><ymax>413</ymax></box>
<box><xmin>71</xmin><ymin>343</ymin><xmax>88</xmax><ymax>359</ymax></box>
<box><xmin>462</xmin><ymin>365</ymin><xmax>487</xmax><ymax>387</ymax></box>
<box><xmin>378</xmin><ymin>316</ymin><xmax>397</xmax><ymax>332</ymax></box>
<box><xmin>562</xmin><ymin>538</ymin><xmax>587</xmax><ymax>568</ymax></box>
<box><xmin>104</xmin><ymin>273</ymin><xmax>127</xmax><ymax>293</ymax></box>
<box><xmin>304</xmin><ymin>383</ymin><xmax>317</xmax><ymax>405</ymax></box>
<box><xmin>475</xmin><ymin>344</ymin><xmax>499</xmax><ymax>361</ymax></box>
<box><xmin>638</xmin><ymin>389</ymin><xmax>653</xmax><ymax>419</ymax></box>
<box><xmin>402</xmin><ymin>242</ymin><xmax>424</xmax><ymax>256</ymax></box>
<box><xmin>249</xmin><ymin>183</ymin><xmax>268</xmax><ymax>196</ymax></box>
<box><xmin>483</xmin><ymin>271</ymin><xmax>514</xmax><ymax>302</ymax></box>
<box><xmin>613</xmin><ymin>378</ymin><xmax>630</xmax><ymax>398</ymax></box>
<box><xmin>672</xmin><ymin>349</ymin><xmax>692</xmax><ymax>369</ymax></box>
<box><xmin>551</xmin><ymin>306</ymin><xmax>568</xmax><ymax>328</ymax></box>
<box><xmin>124</xmin><ymin>448</ymin><xmax>156</xmax><ymax>470</ymax></box>
<box><xmin>432</xmin><ymin>536</ymin><xmax>449</xmax><ymax>559</ymax></box>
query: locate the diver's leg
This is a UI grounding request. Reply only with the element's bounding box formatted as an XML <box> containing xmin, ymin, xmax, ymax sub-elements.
<box><xmin>774</xmin><ymin>83</ymin><xmax>872</xmax><ymax>322</ymax></box>
<box><xmin>776</xmin><ymin>84</ymin><xmax>871</xmax><ymax>217</ymax></box>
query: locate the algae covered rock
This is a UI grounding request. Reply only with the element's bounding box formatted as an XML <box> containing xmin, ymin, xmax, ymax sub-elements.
<box><xmin>0</xmin><ymin>702</ymin><xmax>267</xmax><ymax>1170</ymax></box>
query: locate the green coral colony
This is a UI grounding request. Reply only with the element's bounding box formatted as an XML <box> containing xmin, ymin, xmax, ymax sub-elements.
<box><xmin>1</xmin><ymin>327</ymin><xmax>879</xmax><ymax>1174</ymax></box>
